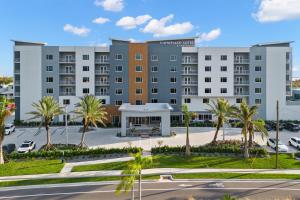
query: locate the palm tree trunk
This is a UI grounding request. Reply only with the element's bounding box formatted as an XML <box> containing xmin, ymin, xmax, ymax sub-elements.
<box><xmin>212</xmin><ymin>119</ymin><xmax>221</xmax><ymax>143</ymax></box>
<box><xmin>79</xmin><ymin>125</ymin><xmax>87</xmax><ymax>148</ymax></box>
<box><xmin>45</xmin><ymin>122</ymin><xmax>51</xmax><ymax>149</ymax></box>
<box><xmin>139</xmin><ymin>170</ymin><xmax>142</xmax><ymax>200</ymax></box>
<box><xmin>185</xmin><ymin>125</ymin><xmax>191</xmax><ymax>156</ymax></box>
<box><xmin>244</xmin><ymin>133</ymin><xmax>249</xmax><ymax>158</ymax></box>
<box><xmin>0</xmin><ymin>142</ymin><xmax>4</xmax><ymax>164</ymax></box>
<box><xmin>248</xmin><ymin>132</ymin><xmax>253</xmax><ymax>148</ymax></box>
<box><xmin>131</xmin><ymin>184</ymin><xmax>135</xmax><ymax>200</ymax></box>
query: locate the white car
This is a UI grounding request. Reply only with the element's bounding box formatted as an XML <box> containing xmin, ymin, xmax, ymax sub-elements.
<box><xmin>17</xmin><ymin>141</ymin><xmax>36</xmax><ymax>153</ymax></box>
<box><xmin>289</xmin><ymin>137</ymin><xmax>300</xmax><ymax>149</ymax></box>
<box><xmin>267</xmin><ymin>138</ymin><xmax>289</xmax><ymax>152</ymax></box>
<box><xmin>4</xmin><ymin>124</ymin><xmax>15</xmax><ymax>135</ymax></box>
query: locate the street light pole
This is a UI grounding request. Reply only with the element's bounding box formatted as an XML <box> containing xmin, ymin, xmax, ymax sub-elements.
<box><xmin>65</xmin><ymin>106</ymin><xmax>68</xmax><ymax>146</ymax></box>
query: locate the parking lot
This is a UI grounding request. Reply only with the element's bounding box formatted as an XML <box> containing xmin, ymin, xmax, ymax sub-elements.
<box><xmin>3</xmin><ymin>125</ymin><xmax>300</xmax><ymax>153</ymax></box>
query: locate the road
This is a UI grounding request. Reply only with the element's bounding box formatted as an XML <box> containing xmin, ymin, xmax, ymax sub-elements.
<box><xmin>0</xmin><ymin>180</ymin><xmax>300</xmax><ymax>200</ymax></box>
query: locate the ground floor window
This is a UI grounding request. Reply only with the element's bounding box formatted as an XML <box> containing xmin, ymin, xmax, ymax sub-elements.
<box><xmin>198</xmin><ymin>114</ymin><xmax>212</xmax><ymax>121</ymax></box>
<box><xmin>112</xmin><ymin>115</ymin><xmax>120</xmax><ymax>126</ymax></box>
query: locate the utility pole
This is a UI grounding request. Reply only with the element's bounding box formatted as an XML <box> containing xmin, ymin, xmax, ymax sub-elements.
<box><xmin>276</xmin><ymin>100</ymin><xmax>279</xmax><ymax>169</ymax></box>
<box><xmin>65</xmin><ymin>106</ymin><xmax>68</xmax><ymax>146</ymax></box>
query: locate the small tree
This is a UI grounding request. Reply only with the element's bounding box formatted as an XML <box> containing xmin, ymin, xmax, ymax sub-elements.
<box><xmin>182</xmin><ymin>104</ymin><xmax>194</xmax><ymax>156</ymax></box>
<box><xmin>116</xmin><ymin>149</ymin><xmax>152</xmax><ymax>200</ymax></box>
<box><xmin>0</xmin><ymin>97</ymin><xmax>15</xmax><ymax>164</ymax></box>
<box><xmin>27</xmin><ymin>96</ymin><xmax>63</xmax><ymax>150</ymax></box>
<box><xmin>207</xmin><ymin>98</ymin><xmax>233</xmax><ymax>143</ymax></box>
<box><xmin>73</xmin><ymin>95</ymin><xmax>107</xmax><ymax>148</ymax></box>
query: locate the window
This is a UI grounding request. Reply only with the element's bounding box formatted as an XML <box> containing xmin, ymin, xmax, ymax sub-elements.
<box><xmin>236</xmin><ymin>98</ymin><xmax>242</xmax><ymax>103</ymax></box>
<box><xmin>151</xmin><ymin>66</ymin><xmax>158</xmax><ymax>72</ymax></box>
<box><xmin>170</xmin><ymin>77</ymin><xmax>176</xmax><ymax>83</ymax></box>
<box><xmin>115</xmin><ymin>89</ymin><xmax>123</xmax><ymax>95</ymax></box>
<box><xmin>152</xmin><ymin>88</ymin><xmax>158</xmax><ymax>94</ymax></box>
<box><xmin>184</xmin><ymin>98</ymin><xmax>191</xmax><ymax>103</ymax></box>
<box><xmin>255</xmin><ymin>55</ymin><xmax>262</xmax><ymax>60</ymax></box>
<box><xmin>46</xmin><ymin>54</ymin><xmax>53</xmax><ymax>60</ymax></box>
<box><xmin>152</xmin><ymin>77</ymin><xmax>158</xmax><ymax>83</ymax></box>
<box><xmin>203</xmin><ymin>98</ymin><xmax>209</xmax><ymax>103</ymax></box>
<box><xmin>63</xmin><ymin>99</ymin><xmax>70</xmax><ymax>105</ymax></box>
<box><xmin>170</xmin><ymin>99</ymin><xmax>177</xmax><ymax>105</ymax></box>
<box><xmin>46</xmin><ymin>88</ymin><xmax>53</xmax><ymax>94</ymax></box>
<box><xmin>255</xmin><ymin>66</ymin><xmax>261</xmax><ymax>71</ymax></box>
<box><xmin>205</xmin><ymin>55</ymin><xmax>211</xmax><ymax>61</ymax></box>
<box><xmin>170</xmin><ymin>66</ymin><xmax>177</xmax><ymax>72</ymax></box>
<box><xmin>220</xmin><ymin>77</ymin><xmax>227</xmax><ymax>82</ymax></box>
<box><xmin>220</xmin><ymin>88</ymin><xmax>227</xmax><ymax>93</ymax></box>
<box><xmin>205</xmin><ymin>88</ymin><xmax>211</xmax><ymax>93</ymax></box>
<box><xmin>170</xmin><ymin>88</ymin><xmax>177</xmax><ymax>94</ymax></box>
<box><xmin>255</xmin><ymin>77</ymin><xmax>262</xmax><ymax>83</ymax></box>
<box><xmin>136</xmin><ymin>66</ymin><xmax>142</xmax><ymax>72</ymax></box>
<box><xmin>136</xmin><ymin>88</ymin><xmax>143</xmax><ymax>94</ymax></box>
<box><xmin>255</xmin><ymin>98</ymin><xmax>262</xmax><ymax>104</ymax></box>
<box><xmin>116</xmin><ymin>66</ymin><xmax>123</xmax><ymax>72</ymax></box>
<box><xmin>151</xmin><ymin>55</ymin><xmax>158</xmax><ymax>61</ymax></box>
<box><xmin>170</xmin><ymin>55</ymin><xmax>177</xmax><ymax>61</ymax></box>
<box><xmin>255</xmin><ymin>88</ymin><xmax>262</xmax><ymax>94</ymax></box>
<box><xmin>115</xmin><ymin>54</ymin><xmax>123</xmax><ymax>60</ymax></box>
<box><xmin>199</xmin><ymin>114</ymin><xmax>212</xmax><ymax>121</ymax></box>
<box><xmin>82</xmin><ymin>55</ymin><xmax>89</xmax><ymax>60</ymax></box>
<box><xmin>115</xmin><ymin>100</ymin><xmax>123</xmax><ymax>105</ymax></box>
<box><xmin>221</xmin><ymin>66</ymin><xmax>227</xmax><ymax>72</ymax></box>
<box><xmin>100</xmin><ymin>99</ymin><xmax>106</xmax><ymax>104</ymax></box>
<box><xmin>83</xmin><ymin>77</ymin><xmax>90</xmax><ymax>83</ymax></box>
<box><xmin>83</xmin><ymin>88</ymin><xmax>89</xmax><ymax>94</ymax></box>
<box><xmin>46</xmin><ymin>66</ymin><xmax>53</xmax><ymax>72</ymax></box>
<box><xmin>221</xmin><ymin>55</ymin><xmax>227</xmax><ymax>60</ymax></box>
<box><xmin>46</xmin><ymin>77</ymin><xmax>53</xmax><ymax>82</ymax></box>
<box><xmin>151</xmin><ymin>98</ymin><xmax>158</xmax><ymax>103</ymax></box>
<box><xmin>115</xmin><ymin>77</ymin><xmax>123</xmax><ymax>83</ymax></box>
<box><xmin>205</xmin><ymin>77</ymin><xmax>211</xmax><ymax>82</ymax></box>
<box><xmin>136</xmin><ymin>77</ymin><xmax>143</xmax><ymax>83</ymax></box>
<box><xmin>83</xmin><ymin>66</ymin><xmax>89</xmax><ymax>71</ymax></box>
<box><xmin>136</xmin><ymin>100</ymin><xmax>143</xmax><ymax>105</ymax></box>
<box><xmin>135</xmin><ymin>53</ymin><xmax>142</xmax><ymax>60</ymax></box>
<box><xmin>205</xmin><ymin>66</ymin><xmax>211</xmax><ymax>72</ymax></box>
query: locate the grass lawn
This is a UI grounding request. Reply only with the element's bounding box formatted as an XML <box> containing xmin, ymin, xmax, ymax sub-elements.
<box><xmin>0</xmin><ymin>160</ymin><xmax>64</xmax><ymax>176</ymax></box>
<box><xmin>72</xmin><ymin>154</ymin><xmax>300</xmax><ymax>172</ymax></box>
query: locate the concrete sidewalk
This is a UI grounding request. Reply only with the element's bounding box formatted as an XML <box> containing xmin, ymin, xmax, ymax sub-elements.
<box><xmin>1</xmin><ymin>168</ymin><xmax>300</xmax><ymax>182</ymax></box>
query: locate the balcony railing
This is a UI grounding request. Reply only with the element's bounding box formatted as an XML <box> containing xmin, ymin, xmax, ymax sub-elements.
<box><xmin>60</xmin><ymin>92</ymin><xmax>75</xmax><ymax>96</ymax></box>
<box><xmin>14</xmin><ymin>58</ymin><xmax>20</xmax><ymax>63</ymax></box>
<box><xmin>95</xmin><ymin>59</ymin><xmax>109</xmax><ymax>64</ymax></box>
<box><xmin>234</xmin><ymin>81</ymin><xmax>249</xmax><ymax>85</ymax></box>
<box><xmin>59</xmin><ymin>70</ymin><xmax>75</xmax><ymax>74</ymax></box>
<box><xmin>182</xmin><ymin>60</ymin><xmax>198</xmax><ymax>64</ymax></box>
<box><xmin>14</xmin><ymin>80</ymin><xmax>20</xmax><ymax>85</ymax></box>
<box><xmin>182</xmin><ymin>92</ymin><xmax>198</xmax><ymax>96</ymax></box>
<box><xmin>60</xmin><ymin>81</ymin><xmax>75</xmax><ymax>85</ymax></box>
<box><xmin>182</xmin><ymin>70</ymin><xmax>198</xmax><ymax>75</ymax></box>
<box><xmin>59</xmin><ymin>58</ymin><xmax>75</xmax><ymax>63</ymax></box>
<box><xmin>182</xmin><ymin>81</ymin><xmax>198</xmax><ymax>85</ymax></box>
<box><xmin>95</xmin><ymin>70</ymin><xmax>109</xmax><ymax>75</ymax></box>
<box><xmin>95</xmin><ymin>81</ymin><xmax>109</xmax><ymax>85</ymax></box>
<box><xmin>234</xmin><ymin>70</ymin><xmax>249</xmax><ymax>74</ymax></box>
<box><xmin>234</xmin><ymin>91</ymin><xmax>249</xmax><ymax>95</ymax></box>
<box><xmin>14</xmin><ymin>92</ymin><xmax>20</xmax><ymax>96</ymax></box>
<box><xmin>234</xmin><ymin>59</ymin><xmax>249</xmax><ymax>64</ymax></box>
<box><xmin>95</xmin><ymin>92</ymin><xmax>109</xmax><ymax>96</ymax></box>
<box><xmin>14</xmin><ymin>69</ymin><xmax>20</xmax><ymax>74</ymax></box>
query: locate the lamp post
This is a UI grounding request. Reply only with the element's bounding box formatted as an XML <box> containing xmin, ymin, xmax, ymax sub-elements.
<box><xmin>65</xmin><ymin>105</ymin><xmax>69</xmax><ymax>146</ymax></box>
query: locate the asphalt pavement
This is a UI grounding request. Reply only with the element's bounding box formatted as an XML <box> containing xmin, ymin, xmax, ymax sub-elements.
<box><xmin>0</xmin><ymin>179</ymin><xmax>299</xmax><ymax>200</ymax></box>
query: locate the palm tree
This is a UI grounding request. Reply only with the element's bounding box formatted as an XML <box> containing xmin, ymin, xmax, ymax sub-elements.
<box><xmin>182</xmin><ymin>104</ymin><xmax>194</xmax><ymax>156</ymax></box>
<box><xmin>73</xmin><ymin>95</ymin><xmax>107</xmax><ymax>148</ymax></box>
<box><xmin>0</xmin><ymin>97</ymin><xmax>15</xmax><ymax>164</ymax></box>
<box><xmin>231</xmin><ymin>101</ymin><xmax>268</xmax><ymax>158</ymax></box>
<box><xmin>27</xmin><ymin>96</ymin><xmax>63</xmax><ymax>150</ymax></box>
<box><xmin>207</xmin><ymin>98</ymin><xmax>233</xmax><ymax>143</ymax></box>
<box><xmin>248</xmin><ymin>119</ymin><xmax>267</xmax><ymax>148</ymax></box>
<box><xmin>116</xmin><ymin>149</ymin><xmax>152</xmax><ymax>200</ymax></box>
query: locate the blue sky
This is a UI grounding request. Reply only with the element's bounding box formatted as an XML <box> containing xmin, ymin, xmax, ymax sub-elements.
<box><xmin>1</xmin><ymin>0</ymin><xmax>300</xmax><ymax>77</ymax></box>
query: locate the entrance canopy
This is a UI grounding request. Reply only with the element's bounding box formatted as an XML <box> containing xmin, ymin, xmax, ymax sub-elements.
<box><xmin>119</xmin><ymin>103</ymin><xmax>173</xmax><ymax>137</ymax></box>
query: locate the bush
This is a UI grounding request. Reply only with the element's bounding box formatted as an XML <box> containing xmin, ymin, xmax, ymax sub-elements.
<box><xmin>6</xmin><ymin>147</ymin><xmax>141</xmax><ymax>160</ymax></box>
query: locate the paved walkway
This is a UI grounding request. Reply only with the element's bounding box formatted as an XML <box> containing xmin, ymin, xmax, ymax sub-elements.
<box><xmin>1</xmin><ymin>168</ymin><xmax>300</xmax><ymax>182</ymax></box>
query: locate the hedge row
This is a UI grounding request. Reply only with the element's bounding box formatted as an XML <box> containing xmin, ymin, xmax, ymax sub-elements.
<box><xmin>6</xmin><ymin>147</ymin><xmax>141</xmax><ymax>160</ymax></box>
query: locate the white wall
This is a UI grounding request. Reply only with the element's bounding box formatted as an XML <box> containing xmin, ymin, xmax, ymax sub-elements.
<box><xmin>15</xmin><ymin>45</ymin><xmax>42</xmax><ymax>121</ymax></box>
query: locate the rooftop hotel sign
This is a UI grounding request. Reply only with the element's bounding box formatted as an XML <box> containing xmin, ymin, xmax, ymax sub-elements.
<box><xmin>148</xmin><ymin>39</ymin><xmax>195</xmax><ymax>47</ymax></box>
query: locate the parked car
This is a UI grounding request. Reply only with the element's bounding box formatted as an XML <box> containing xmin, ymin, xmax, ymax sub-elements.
<box><xmin>3</xmin><ymin>143</ymin><xmax>16</xmax><ymax>154</ymax></box>
<box><xmin>265</xmin><ymin>121</ymin><xmax>284</xmax><ymax>131</ymax></box>
<box><xmin>264</xmin><ymin>124</ymin><xmax>272</xmax><ymax>131</ymax></box>
<box><xmin>4</xmin><ymin>124</ymin><xmax>15</xmax><ymax>135</ymax></box>
<box><xmin>267</xmin><ymin>138</ymin><xmax>289</xmax><ymax>152</ymax></box>
<box><xmin>17</xmin><ymin>140</ymin><xmax>36</xmax><ymax>153</ymax></box>
<box><xmin>289</xmin><ymin>137</ymin><xmax>300</xmax><ymax>149</ymax></box>
<box><xmin>284</xmin><ymin>123</ymin><xmax>300</xmax><ymax>132</ymax></box>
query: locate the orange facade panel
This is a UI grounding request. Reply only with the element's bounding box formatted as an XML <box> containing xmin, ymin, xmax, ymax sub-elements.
<box><xmin>128</xmin><ymin>43</ymin><xmax>148</xmax><ymax>105</ymax></box>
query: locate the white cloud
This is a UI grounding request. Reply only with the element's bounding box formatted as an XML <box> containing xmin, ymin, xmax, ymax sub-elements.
<box><xmin>196</xmin><ymin>28</ymin><xmax>221</xmax><ymax>43</ymax></box>
<box><xmin>128</xmin><ymin>38</ymin><xmax>138</xmax><ymax>42</ymax></box>
<box><xmin>293</xmin><ymin>66</ymin><xmax>299</xmax><ymax>72</ymax></box>
<box><xmin>92</xmin><ymin>17</ymin><xmax>110</xmax><ymax>24</ymax></box>
<box><xmin>94</xmin><ymin>0</ymin><xmax>124</xmax><ymax>12</ymax></box>
<box><xmin>63</xmin><ymin>24</ymin><xmax>90</xmax><ymax>37</ymax></box>
<box><xmin>141</xmin><ymin>14</ymin><xmax>193</xmax><ymax>37</ymax></box>
<box><xmin>253</xmin><ymin>0</ymin><xmax>300</xmax><ymax>22</ymax></box>
<box><xmin>116</xmin><ymin>15</ymin><xmax>152</xmax><ymax>29</ymax></box>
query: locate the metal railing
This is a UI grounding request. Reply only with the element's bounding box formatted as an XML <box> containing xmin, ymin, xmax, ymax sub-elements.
<box><xmin>95</xmin><ymin>81</ymin><xmax>109</xmax><ymax>85</ymax></box>
<box><xmin>234</xmin><ymin>59</ymin><xmax>249</xmax><ymax>64</ymax></box>
<box><xmin>60</xmin><ymin>92</ymin><xmax>75</xmax><ymax>96</ymax></box>
<box><xmin>182</xmin><ymin>92</ymin><xmax>197</xmax><ymax>96</ymax></box>
<box><xmin>182</xmin><ymin>81</ymin><xmax>198</xmax><ymax>85</ymax></box>
<box><xmin>59</xmin><ymin>70</ymin><xmax>75</xmax><ymax>74</ymax></box>
<box><xmin>234</xmin><ymin>81</ymin><xmax>249</xmax><ymax>84</ymax></box>
<box><xmin>95</xmin><ymin>70</ymin><xmax>109</xmax><ymax>74</ymax></box>
<box><xmin>59</xmin><ymin>58</ymin><xmax>76</xmax><ymax>63</ymax></box>
<box><xmin>181</xmin><ymin>70</ymin><xmax>198</xmax><ymax>75</ymax></box>
<box><xmin>14</xmin><ymin>58</ymin><xmax>20</xmax><ymax>62</ymax></box>
<box><xmin>234</xmin><ymin>70</ymin><xmax>249</xmax><ymax>74</ymax></box>
<box><xmin>234</xmin><ymin>91</ymin><xmax>249</xmax><ymax>95</ymax></box>
<box><xmin>60</xmin><ymin>81</ymin><xmax>76</xmax><ymax>85</ymax></box>
<box><xmin>95</xmin><ymin>59</ymin><xmax>109</xmax><ymax>64</ymax></box>
<box><xmin>95</xmin><ymin>92</ymin><xmax>109</xmax><ymax>96</ymax></box>
<box><xmin>14</xmin><ymin>92</ymin><xmax>20</xmax><ymax>96</ymax></box>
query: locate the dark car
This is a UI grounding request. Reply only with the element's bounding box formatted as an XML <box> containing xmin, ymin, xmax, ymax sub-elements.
<box><xmin>266</xmin><ymin>121</ymin><xmax>283</xmax><ymax>131</ymax></box>
<box><xmin>3</xmin><ymin>144</ymin><xmax>16</xmax><ymax>154</ymax></box>
<box><xmin>284</xmin><ymin>123</ymin><xmax>300</xmax><ymax>132</ymax></box>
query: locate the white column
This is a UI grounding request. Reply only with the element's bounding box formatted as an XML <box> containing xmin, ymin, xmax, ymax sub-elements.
<box><xmin>121</xmin><ymin>112</ymin><xmax>127</xmax><ymax>137</ymax></box>
<box><xmin>161</xmin><ymin>111</ymin><xmax>171</xmax><ymax>136</ymax></box>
